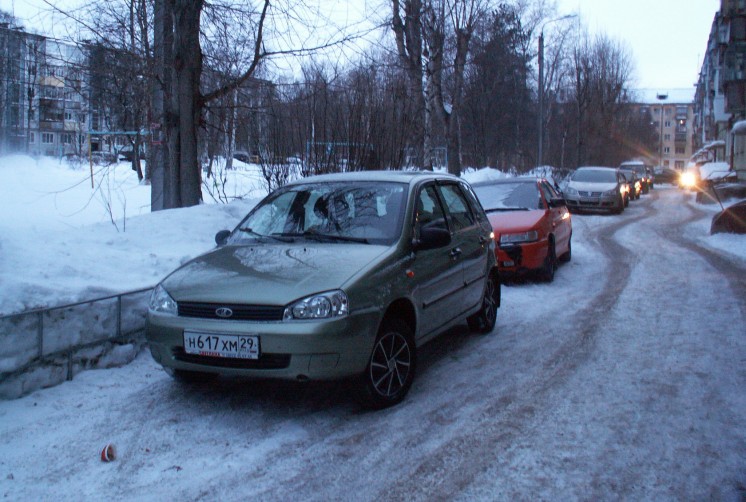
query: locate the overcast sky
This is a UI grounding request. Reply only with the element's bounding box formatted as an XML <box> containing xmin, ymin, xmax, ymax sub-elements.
<box><xmin>6</xmin><ymin>0</ymin><xmax>721</xmax><ymax>91</ymax></box>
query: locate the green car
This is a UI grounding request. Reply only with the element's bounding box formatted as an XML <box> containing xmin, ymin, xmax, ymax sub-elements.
<box><xmin>146</xmin><ymin>171</ymin><xmax>500</xmax><ymax>408</ymax></box>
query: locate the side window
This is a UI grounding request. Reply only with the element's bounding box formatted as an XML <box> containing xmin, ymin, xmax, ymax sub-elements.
<box><xmin>415</xmin><ymin>184</ymin><xmax>448</xmax><ymax>239</ymax></box>
<box><xmin>538</xmin><ymin>182</ymin><xmax>556</xmax><ymax>208</ymax></box>
<box><xmin>460</xmin><ymin>182</ymin><xmax>489</xmax><ymax>226</ymax></box>
<box><xmin>437</xmin><ymin>183</ymin><xmax>476</xmax><ymax>231</ymax></box>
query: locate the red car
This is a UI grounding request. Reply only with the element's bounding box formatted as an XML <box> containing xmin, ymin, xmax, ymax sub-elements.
<box><xmin>472</xmin><ymin>177</ymin><xmax>572</xmax><ymax>282</ymax></box>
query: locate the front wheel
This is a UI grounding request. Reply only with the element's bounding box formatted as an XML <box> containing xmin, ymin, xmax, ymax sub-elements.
<box><xmin>559</xmin><ymin>235</ymin><xmax>572</xmax><ymax>263</ymax></box>
<box><xmin>357</xmin><ymin>319</ymin><xmax>416</xmax><ymax>410</ymax></box>
<box><xmin>538</xmin><ymin>241</ymin><xmax>556</xmax><ymax>282</ymax></box>
<box><xmin>467</xmin><ymin>272</ymin><xmax>500</xmax><ymax>334</ymax></box>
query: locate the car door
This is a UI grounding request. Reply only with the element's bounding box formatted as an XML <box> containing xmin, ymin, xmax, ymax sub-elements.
<box><xmin>408</xmin><ymin>183</ymin><xmax>465</xmax><ymax>339</ymax></box>
<box><xmin>539</xmin><ymin>180</ymin><xmax>571</xmax><ymax>253</ymax></box>
<box><xmin>435</xmin><ymin>181</ymin><xmax>491</xmax><ymax>315</ymax></box>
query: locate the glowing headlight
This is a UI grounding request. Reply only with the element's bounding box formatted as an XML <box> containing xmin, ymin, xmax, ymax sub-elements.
<box><xmin>284</xmin><ymin>290</ymin><xmax>349</xmax><ymax>320</ymax></box>
<box><xmin>149</xmin><ymin>284</ymin><xmax>177</xmax><ymax>315</ymax></box>
<box><xmin>500</xmin><ymin>230</ymin><xmax>539</xmax><ymax>245</ymax></box>
<box><xmin>680</xmin><ymin>171</ymin><xmax>696</xmax><ymax>188</ymax></box>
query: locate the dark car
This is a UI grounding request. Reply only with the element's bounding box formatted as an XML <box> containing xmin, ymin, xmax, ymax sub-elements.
<box><xmin>619</xmin><ymin>169</ymin><xmax>642</xmax><ymax>201</ymax></box>
<box><xmin>472</xmin><ymin>177</ymin><xmax>572</xmax><ymax>282</ymax></box>
<box><xmin>654</xmin><ymin>166</ymin><xmax>679</xmax><ymax>184</ymax></box>
<box><xmin>146</xmin><ymin>171</ymin><xmax>500</xmax><ymax>409</ymax></box>
<box><xmin>619</xmin><ymin>160</ymin><xmax>652</xmax><ymax>193</ymax></box>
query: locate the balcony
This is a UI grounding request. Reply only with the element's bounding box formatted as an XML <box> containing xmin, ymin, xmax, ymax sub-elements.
<box><xmin>675</xmin><ymin>133</ymin><xmax>688</xmax><ymax>144</ymax></box>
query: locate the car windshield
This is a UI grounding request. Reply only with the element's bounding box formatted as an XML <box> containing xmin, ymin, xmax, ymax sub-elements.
<box><xmin>572</xmin><ymin>169</ymin><xmax>616</xmax><ymax>183</ymax></box>
<box><xmin>473</xmin><ymin>182</ymin><xmax>542</xmax><ymax>211</ymax></box>
<box><xmin>620</xmin><ymin>170</ymin><xmax>635</xmax><ymax>181</ymax></box>
<box><xmin>227</xmin><ymin>181</ymin><xmax>407</xmax><ymax>246</ymax></box>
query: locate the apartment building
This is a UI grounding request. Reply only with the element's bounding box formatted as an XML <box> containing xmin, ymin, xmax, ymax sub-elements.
<box><xmin>628</xmin><ymin>89</ymin><xmax>695</xmax><ymax>170</ymax></box>
<box><xmin>0</xmin><ymin>24</ymin><xmax>90</xmax><ymax>157</ymax></box>
<box><xmin>694</xmin><ymin>0</ymin><xmax>746</xmax><ymax>181</ymax></box>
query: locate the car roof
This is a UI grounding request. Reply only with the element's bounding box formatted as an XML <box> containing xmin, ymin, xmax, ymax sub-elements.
<box><xmin>575</xmin><ymin>166</ymin><xmax>617</xmax><ymax>171</ymax></box>
<box><xmin>471</xmin><ymin>176</ymin><xmax>544</xmax><ymax>186</ymax></box>
<box><xmin>287</xmin><ymin>170</ymin><xmax>460</xmax><ymax>186</ymax></box>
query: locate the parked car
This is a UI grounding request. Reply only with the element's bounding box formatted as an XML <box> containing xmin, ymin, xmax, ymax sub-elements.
<box><xmin>146</xmin><ymin>171</ymin><xmax>500</xmax><ymax>409</ymax></box>
<box><xmin>619</xmin><ymin>169</ymin><xmax>641</xmax><ymax>201</ymax></box>
<box><xmin>472</xmin><ymin>177</ymin><xmax>572</xmax><ymax>282</ymax></box>
<box><xmin>619</xmin><ymin>160</ymin><xmax>652</xmax><ymax>193</ymax></box>
<box><xmin>654</xmin><ymin>166</ymin><xmax>679</xmax><ymax>184</ymax></box>
<box><xmin>562</xmin><ymin>167</ymin><xmax>627</xmax><ymax>214</ymax></box>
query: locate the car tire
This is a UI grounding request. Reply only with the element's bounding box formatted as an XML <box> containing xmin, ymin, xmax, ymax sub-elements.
<box><xmin>539</xmin><ymin>241</ymin><xmax>556</xmax><ymax>282</ymax></box>
<box><xmin>357</xmin><ymin>319</ymin><xmax>416</xmax><ymax>410</ymax></box>
<box><xmin>467</xmin><ymin>271</ymin><xmax>500</xmax><ymax>334</ymax></box>
<box><xmin>171</xmin><ymin>368</ymin><xmax>218</xmax><ymax>384</ymax></box>
<box><xmin>559</xmin><ymin>235</ymin><xmax>572</xmax><ymax>263</ymax></box>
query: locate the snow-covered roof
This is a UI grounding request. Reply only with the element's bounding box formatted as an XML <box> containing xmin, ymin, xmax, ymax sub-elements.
<box><xmin>732</xmin><ymin>120</ymin><xmax>746</xmax><ymax>135</ymax></box>
<box><xmin>629</xmin><ymin>88</ymin><xmax>695</xmax><ymax>105</ymax></box>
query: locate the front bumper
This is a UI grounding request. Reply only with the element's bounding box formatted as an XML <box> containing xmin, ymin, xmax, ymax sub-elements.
<box><xmin>496</xmin><ymin>239</ymin><xmax>548</xmax><ymax>273</ymax></box>
<box><xmin>564</xmin><ymin>194</ymin><xmax>621</xmax><ymax>213</ymax></box>
<box><xmin>146</xmin><ymin>308</ymin><xmax>380</xmax><ymax>381</ymax></box>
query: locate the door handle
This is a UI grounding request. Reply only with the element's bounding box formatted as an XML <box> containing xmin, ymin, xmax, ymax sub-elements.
<box><xmin>449</xmin><ymin>247</ymin><xmax>462</xmax><ymax>259</ymax></box>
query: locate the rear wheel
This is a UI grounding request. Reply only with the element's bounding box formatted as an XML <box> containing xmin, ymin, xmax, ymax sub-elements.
<box><xmin>357</xmin><ymin>319</ymin><xmax>416</xmax><ymax>410</ymax></box>
<box><xmin>467</xmin><ymin>272</ymin><xmax>500</xmax><ymax>333</ymax></box>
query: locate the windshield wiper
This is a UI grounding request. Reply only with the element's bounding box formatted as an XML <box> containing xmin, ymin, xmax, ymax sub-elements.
<box><xmin>280</xmin><ymin>231</ymin><xmax>369</xmax><ymax>244</ymax></box>
<box><xmin>238</xmin><ymin>227</ymin><xmax>293</xmax><ymax>242</ymax></box>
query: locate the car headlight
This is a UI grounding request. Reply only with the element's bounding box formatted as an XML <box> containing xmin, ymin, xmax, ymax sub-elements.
<box><xmin>149</xmin><ymin>284</ymin><xmax>177</xmax><ymax>315</ymax></box>
<box><xmin>283</xmin><ymin>290</ymin><xmax>349</xmax><ymax>320</ymax></box>
<box><xmin>563</xmin><ymin>187</ymin><xmax>578</xmax><ymax>196</ymax></box>
<box><xmin>500</xmin><ymin>230</ymin><xmax>539</xmax><ymax>245</ymax></box>
<box><xmin>680</xmin><ymin>171</ymin><xmax>696</xmax><ymax>188</ymax></box>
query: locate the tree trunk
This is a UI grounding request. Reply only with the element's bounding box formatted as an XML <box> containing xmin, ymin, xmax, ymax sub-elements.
<box><xmin>150</xmin><ymin>0</ymin><xmax>171</xmax><ymax>211</ymax></box>
<box><xmin>171</xmin><ymin>0</ymin><xmax>204</xmax><ymax>208</ymax></box>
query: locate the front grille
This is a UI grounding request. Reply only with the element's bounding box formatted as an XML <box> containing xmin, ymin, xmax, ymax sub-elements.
<box><xmin>178</xmin><ymin>302</ymin><xmax>284</xmax><ymax>321</ymax></box>
<box><xmin>579</xmin><ymin>191</ymin><xmax>602</xmax><ymax>197</ymax></box>
<box><xmin>173</xmin><ymin>348</ymin><xmax>291</xmax><ymax>369</ymax></box>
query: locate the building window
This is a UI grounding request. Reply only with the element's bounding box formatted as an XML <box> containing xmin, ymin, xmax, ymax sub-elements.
<box><xmin>42</xmin><ymin>132</ymin><xmax>54</xmax><ymax>144</ymax></box>
<box><xmin>664</xmin><ymin>120</ymin><xmax>672</xmax><ymax>128</ymax></box>
<box><xmin>675</xmin><ymin>161</ymin><xmax>685</xmax><ymax>169</ymax></box>
<box><xmin>29</xmin><ymin>132</ymin><xmax>35</xmax><ymax>143</ymax></box>
<box><xmin>664</xmin><ymin>134</ymin><xmax>671</xmax><ymax>141</ymax></box>
<box><xmin>663</xmin><ymin>146</ymin><xmax>670</xmax><ymax>154</ymax></box>
<box><xmin>665</xmin><ymin>107</ymin><xmax>672</xmax><ymax>115</ymax></box>
<box><xmin>675</xmin><ymin>147</ymin><xmax>685</xmax><ymax>154</ymax></box>
<box><xmin>61</xmin><ymin>133</ymin><xmax>72</xmax><ymax>144</ymax></box>
<box><xmin>64</xmin><ymin>111</ymin><xmax>73</xmax><ymax>121</ymax></box>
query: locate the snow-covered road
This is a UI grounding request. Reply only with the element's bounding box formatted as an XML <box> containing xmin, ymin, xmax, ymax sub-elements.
<box><xmin>1</xmin><ymin>187</ymin><xmax>745</xmax><ymax>501</ymax></box>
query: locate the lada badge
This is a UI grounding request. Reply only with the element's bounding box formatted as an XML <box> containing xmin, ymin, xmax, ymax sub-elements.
<box><xmin>215</xmin><ymin>307</ymin><xmax>233</xmax><ymax>318</ymax></box>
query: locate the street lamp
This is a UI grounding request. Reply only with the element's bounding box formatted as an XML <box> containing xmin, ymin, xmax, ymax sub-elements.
<box><xmin>656</xmin><ymin>93</ymin><xmax>668</xmax><ymax>168</ymax></box>
<box><xmin>538</xmin><ymin>14</ymin><xmax>577</xmax><ymax>168</ymax></box>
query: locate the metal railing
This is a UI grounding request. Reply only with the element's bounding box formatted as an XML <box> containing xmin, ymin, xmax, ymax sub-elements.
<box><xmin>0</xmin><ymin>287</ymin><xmax>153</xmax><ymax>399</ymax></box>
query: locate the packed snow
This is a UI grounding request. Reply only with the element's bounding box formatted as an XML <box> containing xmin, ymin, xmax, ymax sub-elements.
<box><xmin>0</xmin><ymin>155</ymin><xmax>745</xmax><ymax>500</ymax></box>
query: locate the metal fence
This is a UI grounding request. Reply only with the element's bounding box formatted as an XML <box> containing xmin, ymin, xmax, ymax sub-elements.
<box><xmin>0</xmin><ymin>287</ymin><xmax>153</xmax><ymax>399</ymax></box>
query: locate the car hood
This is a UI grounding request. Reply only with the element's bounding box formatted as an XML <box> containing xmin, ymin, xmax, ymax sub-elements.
<box><xmin>568</xmin><ymin>181</ymin><xmax>617</xmax><ymax>192</ymax></box>
<box><xmin>161</xmin><ymin>243</ymin><xmax>389</xmax><ymax>304</ymax></box>
<box><xmin>487</xmin><ymin>210</ymin><xmax>544</xmax><ymax>234</ymax></box>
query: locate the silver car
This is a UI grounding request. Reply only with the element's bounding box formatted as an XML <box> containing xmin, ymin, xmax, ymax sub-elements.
<box><xmin>562</xmin><ymin>167</ymin><xmax>626</xmax><ymax>214</ymax></box>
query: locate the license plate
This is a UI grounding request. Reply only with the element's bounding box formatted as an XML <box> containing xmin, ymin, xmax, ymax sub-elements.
<box><xmin>580</xmin><ymin>197</ymin><xmax>597</xmax><ymax>203</ymax></box>
<box><xmin>183</xmin><ymin>331</ymin><xmax>260</xmax><ymax>359</ymax></box>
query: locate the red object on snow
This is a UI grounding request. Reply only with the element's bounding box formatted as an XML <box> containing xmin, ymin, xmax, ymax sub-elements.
<box><xmin>100</xmin><ymin>443</ymin><xmax>116</xmax><ymax>462</ymax></box>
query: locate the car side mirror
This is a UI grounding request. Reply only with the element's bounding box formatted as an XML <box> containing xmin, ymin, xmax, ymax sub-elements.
<box><xmin>215</xmin><ymin>229</ymin><xmax>231</xmax><ymax>246</ymax></box>
<box><xmin>413</xmin><ymin>226</ymin><xmax>451</xmax><ymax>251</ymax></box>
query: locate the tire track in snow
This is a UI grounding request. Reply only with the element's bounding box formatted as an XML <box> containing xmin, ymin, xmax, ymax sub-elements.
<box><xmin>375</xmin><ymin>207</ymin><xmax>654</xmax><ymax>501</ymax></box>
